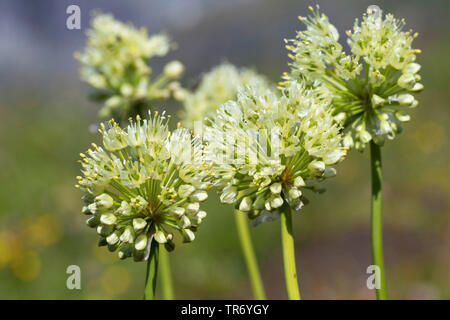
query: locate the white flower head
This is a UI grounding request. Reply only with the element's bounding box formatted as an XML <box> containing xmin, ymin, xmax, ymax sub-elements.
<box><xmin>286</xmin><ymin>5</ymin><xmax>422</xmax><ymax>151</ymax></box>
<box><xmin>76</xmin><ymin>111</ymin><xmax>211</xmax><ymax>260</ymax></box>
<box><xmin>204</xmin><ymin>81</ymin><xmax>345</xmax><ymax>225</ymax></box>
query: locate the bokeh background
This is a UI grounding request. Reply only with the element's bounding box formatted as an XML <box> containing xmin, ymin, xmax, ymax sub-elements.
<box><xmin>0</xmin><ymin>0</ymin><xmax>449</xmax><ymax>299</ymax></box>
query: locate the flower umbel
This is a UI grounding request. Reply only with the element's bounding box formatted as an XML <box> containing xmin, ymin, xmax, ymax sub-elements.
<box><xmin>285</xmin><ymin>5</ymin><xmax>423</xmax><ymax>151</ymax></box>
<box><xmin>76</xmin><ymin>112</ymin><xmax>210</xmax><ymax>260</ymax></box>
<box><xmin>204</xmin><ymin>81</ymin><xmax>345</xmax><ymax>225</ymax></box>
<box><xmin>181</xmin><ymin>62</ymin><xmax>274</xmax><ymax>127</ymax></box>
<box><xmin>75</xmin><ymin>13</ymin><xmax>185</xmax><ymax>121</ymax></box>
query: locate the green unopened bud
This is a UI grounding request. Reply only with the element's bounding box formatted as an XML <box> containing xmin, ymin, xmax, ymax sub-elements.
<box><xmin>86</xmin><ymin>216</ymin><xmax>100</xmax><ymax>228</ymax></box>
<box><xmin>288</xmin><ymin>188</ymin><xmax>302</xmax><ymax>199</ymax></box>
<box><xmin>359</xmin><ymin>130</ymin><xmax>372</xmax><ymax>144</ymax></box>
<box><xmin>182</xmin><ymin>229</ymin><xmax>195</xmax><ymax>243</ymax></box>
<box><xmin>239</xmin><ymin>197</ymin><xmax>253</xmax><ymax>212</ymax></box>
<box><xmin>270</xmin><ymin>183</ymin><xmax>282</xmax><ymax>194</ymax></box>
<box><xmin>271</xmin><ymin>196</ymin><xmax>283</xmax><ymax>209</ymax></box>
<box><xmin>178</xmin><ymin>184</ymin><xmax>195</xmax><ymax>198</ymax></box>
<box><xmin>404</xmin><ymin>63</ymin><xmax>421</xmax><ymax>74</ymax></box>
<box><xmin>343</xmin><ymin>135</ymin><xmax>354</xmax><ymax>148</ymax></box>
<box><xmin>308</xmin><ymin>160</ymin><xmax>325</xmax><ymax>176</ymax></box>
<box><xmin>163</xmin><ymin>61</ymin><xmax>184</xmax><ymax>79</ymax></box>
<box><xmin>190</xmin><ymin>190</ymin><xmax>208</xmax><ymax>202</ymax></box>
<box><xmin>97</xmin><ymin>225</ymin><xmax>114</xmax><ymax>237</ymax></box>
<box><xmin>154</xmin><ymin>230</ymin><xmax>167</xmax><ymax>244</ymax></box>
<box><xmin>116</xmin><ymin>201</ymin><xmax>131</xmax><ymax>216</ymax></box>
<box><xmin>294</xmin><ymin>176</ymin><xmax>306</xmax><ymax>188</ymax></box>
<box><xmin>98</xmin><ymin>237</ymin><xmax>107</xmax><ymax>247</ymax></box>
<box><xmin>132</xmin><ymin>218</ymin><xmax>147</xmax><ymax>231</ymax></box>
<box><xmin>395</xmin><ymin>111</ymin><xmax>410</xmax><ymax>122</ymax></box>
<box><xmin>134</xmin><ymin>234</ymin><xmax>148</xmax><ymax>251</ymax></box>
<box><xmin>118</xmin><ymin>245</ymin><xmax>133</xmax><ymax>260</ymax></box>
<box><xmin>397</xmin><ymin>73</ymin><xmax>416</xmax><ymax>90</ymax></box>
<box><xmin>106</xmin><ymin>232</ymin><xmax>120</xmax><ymax>245</ymax></box>
<box><xmin>185</xmin><ymin>202</ymin><xmax>200</xmax><ymax>214</ymax></box>
<box><xmin>120</xmin><ymin>226</ymin><xmax>134</xmax><ymax>243</ymax></box>
<box><xmin>178</xmin><ymin>215</ymin><xmax>191</xmax><ymax>228</ymax></box>
<box><xmin>397</xmin><ymin>94</ymin><xmax>415</xmax><ymax>106</ymax></box>
<box><xmin>100</xmin><ymin>213</ymin><xmax>117</xmax><ymax>225</ymax></box>
<box><xmin>196</xmin><ymin>210</ymin><xmax>207</xmax><ymax>219</ymax></box>
<box><xmin>82</xmin><ymin>206</ymin><xmax>92</xmax><ymax>215</ymax></box>
<box><xmin>220</xmin><ymin>186</ymin><xmax>238</xmax><ymax>204</ymax></box>
<box><xmin>95</xmin><ymin>193</ymin><xmax>114</xmax><ymax>209</ymax></box>
<box><xmin>170</xmin><ymin>206</ymin><xmax>185</xmax><ymax>218</ymax></box>
<box><xmin>165</xmin><ymin>241</ymin><xmax>175</xmax><ymax>252</ymax></box>
<box><xmin>411</xmin><ymin>83</ymin><xmax>423</xmax><ymax>92</ymax></box>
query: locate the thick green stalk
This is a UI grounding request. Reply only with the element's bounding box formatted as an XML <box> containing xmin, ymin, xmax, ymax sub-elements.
<box><xmin>234</xmin><ymin>210</ymin><xmax>266</xmax><ymax>300</ymax></box>
<box><xmin>279</xmin><ymin>203</ymin><xmax>301</xmax><ymax>300</ymax></box>
<box><xmin>370</xmin><ymin>141</ymin><xmax>388</xmax><ymax>300</ymax></box>
<box><xmin>144</xmin><ymin>240</ymin><xmax>159</xmax><ymax>300</ymax></box>
<box><xmin>159</xmin><ymin>246</ymin><xmax>174</xmax><ymax>300</ymax></box>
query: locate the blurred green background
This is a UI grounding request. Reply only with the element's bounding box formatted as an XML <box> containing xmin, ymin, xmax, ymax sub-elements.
<box><xmin>0</xmin><ymin>0</ymin><xmax>449</xmax><ymax>299</ymax></box>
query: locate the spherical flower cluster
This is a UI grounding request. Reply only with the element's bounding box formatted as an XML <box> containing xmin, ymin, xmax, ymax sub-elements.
<box><xmin>181</xmin><ymin>62</ymin><xmax>273</xmax><ymax>127</ymax></box>
<box><xmin>75</xmin><ymin>13</ymin><xmax>185</xmax><ymax>120</ymax></box>
<box><xmin>76</xmin><ymin>112</ymin><xmax>211</xmax><ymax>260</ymax></box>
<box><xmin>204</xmin><ymin>81</ymin><xmax>345</xmax><ymax>225</ymax></box>
<box><xmin>284</xmin><ymin>5</ymin><xmax>423</xmax><ymax>151</ymax></box>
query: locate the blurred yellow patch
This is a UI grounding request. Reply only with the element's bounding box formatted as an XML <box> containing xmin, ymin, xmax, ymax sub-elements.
<box><xmin>25</xmin><ymin>214</ymin><xmax>63</xmax><ymax>247</ymax></box>
<box><xmin>101</xmin><ymin>266</ymin><xmax>131</xmax><ymax>296</ymax></box>
<box><xmin>410</xmin><ymin>121</ymin><xmax>446</xmax><ymax>154</ymax></box>
<box><xmin>10</xmin><ymin>250</ymin><xmax>41</xmax><ymax>281</ymax></box>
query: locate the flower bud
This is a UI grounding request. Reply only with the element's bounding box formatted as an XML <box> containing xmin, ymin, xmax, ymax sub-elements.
<box><xmin>118</xmin><ymin>245</ymin><xmax>133</xmax><ymax>260</ymax></box>
<box><xmin>132</xmin><ymin>218</ymin><xmax>147</xmax><ymax>231</ymax></box>
<box><xmin>220</xmin><ymin>186</ymin><xmax>238</xmax><ymax>204</ymax></box>
<box><xmin>95</xmin><ymin>193</ymin><xmax>114</xmax><ymax>209</ymax></box>
<box><xmin>271</xmin><ymin>196</ymin><xmax>283</xmax><ymax>209</ymax></box>
<box><xmin>334</xmin><ymin>112</ymin><xmax>346</xmax><ymax>122</ymax></box>
<box><xmin>120</xmin><ymin>226</ymin><xmax>134</xmax><ymax>243</ymax></box>
<box><xmin>371</xmin><ymin>94</ymin><xmax>385</xmax><ymax>108</ymax></box>
<box><xmin>178</xmin><ymin>184</ymin><xmax>195</xmax><ymax>198</ymax></box>
<box><xmin>411</xmin><ymin>83</ymin><xmax>423</xmax><ymax>92</ymax></box>
<box><xmin>343</xmin><ymin>134</ymin><xmax>354</xmax><ymax>148</ymax></box>
<box><xmin>308</xmin><ymin>160</ymin><xmax>325</xmax><ymax>176</ymax></box>
<box><xmin>196</xmin><ymin>211</ymin><xmax>207</xmax><ymax>219</ymax></box>
<box><xmin>294</xmin><ymin>176</ymin><xmax>306</xmax><ymax>188</ymax></box>
<box><xmin>288</xmin><ymin>187</ymin><xmax>302</xmax><ymax>200</ymax></box>
<box><xmin>270</xmin><ymin>183</ymin><xmax>282</xmax><ymax>194</ymax></box>
<box><xmin>86</xmin><ymin>216</ymin><xmax>100</xmax><ymax>228</ymax></box>
<box><xmin>397</xmin><ymin>73</ymin><xmax>416</xmax><ymax>90</ymax></box>
<box><xmin>239</xmin><ymin>197</ymin><xmax>253</xmax><ymax>212</ymax></box>
<box><xmin>190</xmin><ymin>190</ymin><xmax>208</xmax><ymax>202</ymax></box>
<box><xmin>116</xmin><ymin>201</ymin><xmax>131</xmax><ymax>216</ymax></box>
<box><xmin>100</xmin><ymin>213</ymin><xmax>117</xmax><ymax>225</ymax></box>
<box><xmin>182</xmin><ymin>229</ymin><xmax>195</xmax><ymax>243</ymax></box>
<box><xmin>82</xmin><ymin>206</ymin><xmax>92</xmax><ymax>215</ymax></box>
<box><xmin>185</xmin><ymin>202</ymin><xmax>200</xmax><ymax>214</ymax></box>
<box><xmin>154</xmin><ymin>230</ymin><xmax>167</xmax><ymax>244</ymax></box>
<box><xmin>134</xmin><ymin>234</ymin><xmax>148</xmax><ymax>251</ymax></box>
<box><xmin>97</xmin><ymin>225</ymin><xmax>114</xmax><ymax>237</ymax></box>
<box><xmin>178</xmin><ymin>215</ymin><xmax>191</xmax><ymax>229</ymax></box>
<box><xmin>163</xmin><ymin>61</ymin><xmax>184</xmax><ymax>79</ymax></box>
<box><xmin>403</xmin><ymin>63</ymin><xmax>421</xmax><ymax>74</ymax></box>
<box><xmin>395</xmin><ymin>111</ymin><xmax>410</xmax><ymax>122</ymax></box>
<box><xmin>169</xmin><ymin>206</ymin><xmax>185</xmax><ymax>218</ymax></box>
<box><xmin>106</xmin><ymin>232</ymin><xmax>120</xmax><ymax>245</ymax></box>
<box><xmin>397</xmin><ymin>94</ymin><xmax>415</xmax><ymax>106</ymax></box>
<box><xmin>359</xmin><ymin>130</ymin><xmax>372</xmax><ymax>144</ymax></box>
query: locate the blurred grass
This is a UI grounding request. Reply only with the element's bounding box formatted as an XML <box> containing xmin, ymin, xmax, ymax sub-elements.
<box><xmin>0</xmin><ymin>4</ymin><xmax>449</xmax><ymax>300</ymax></box>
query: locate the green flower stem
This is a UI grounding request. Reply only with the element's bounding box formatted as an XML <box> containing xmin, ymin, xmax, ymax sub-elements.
<box><xmin>159</xmin><ymin>246</ymin><xmax>174</xmax><ymax>300</ymax></box>
<box><xmin>370</xmin><ymin>141</ymin><xmax>388</xmax><ymax>300</ymax></box>
<box><xmin>144</xmin><ymin>239</ymin><xmax>159</xmax><ymax>300</ymax></box>
<box><xmin>279</xmin><ymin>203</ymin><xmax>301</xmax><ymax>300</ymax></box>
<box><xmin>234</xmin><ymin>210</ymin><xmax>266</xmax><ymax>300</ymax></box>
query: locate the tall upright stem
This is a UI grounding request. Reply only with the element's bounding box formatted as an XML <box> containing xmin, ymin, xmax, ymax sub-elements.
<box><xmin>144</xmin><ymin>240</ymin><xmax>159</xmax><ymax>300</ymax></box>
<box><xmin>159</xmin><ymin>246</ymin><xmax>174</xmax><ymax>300</ymax></box>
<box><xmin>370</xmin><ymin>141</ymin><xmax>388</xmax><ymax>300</ymax></box>
<box><xmin>235</xmin><ymin>210</ymin><xmax>266</xmax><ymax>300</ymax></box>
<box><xmin>280</xmin><ymin>203</ymin><xmax>301</xmax><ymax>300</ymax></box>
